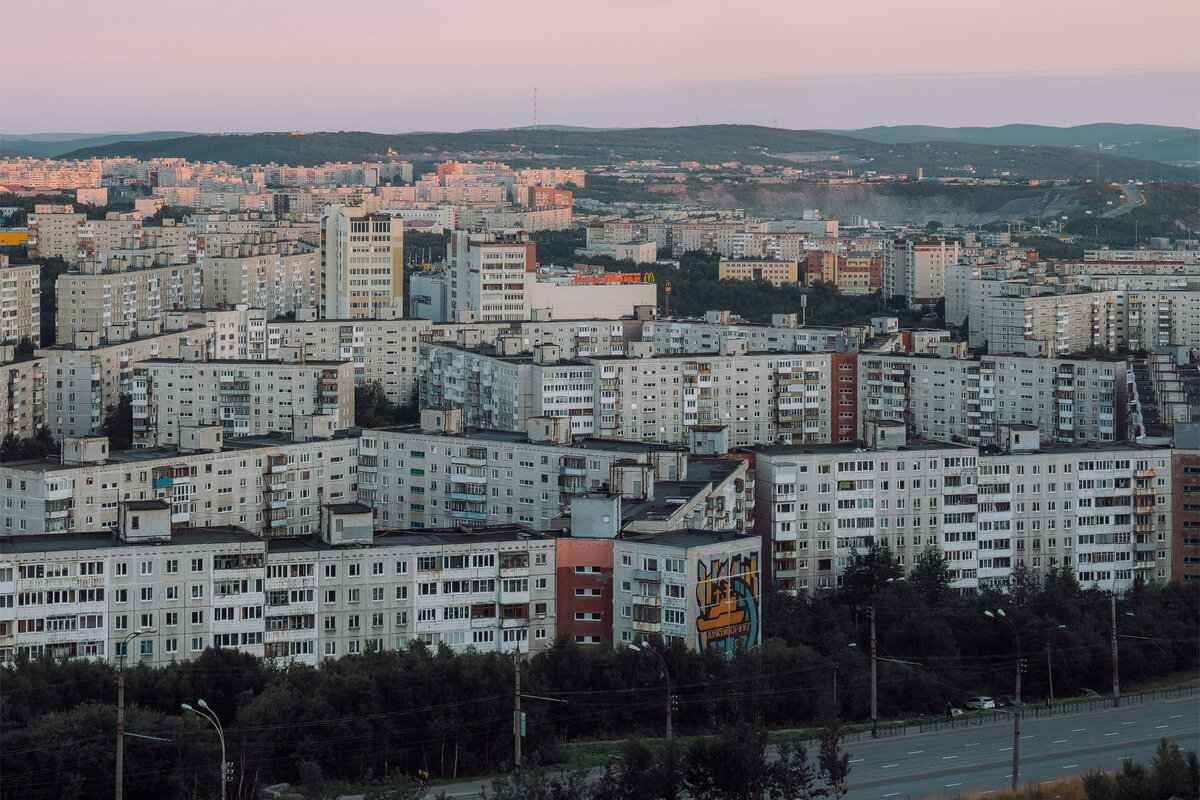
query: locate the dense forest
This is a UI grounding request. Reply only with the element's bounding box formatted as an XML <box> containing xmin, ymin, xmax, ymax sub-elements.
<box><xmin>2</xmin><ymin>558</ymin><xmax>1195</xmax><ymax>799</ymax></box>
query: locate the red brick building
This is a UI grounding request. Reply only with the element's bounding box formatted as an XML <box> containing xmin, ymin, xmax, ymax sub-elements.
<box><xmin>555</xmin><ymin>538</ymin><xmax>614</xmax><ymax>647</ymax></box>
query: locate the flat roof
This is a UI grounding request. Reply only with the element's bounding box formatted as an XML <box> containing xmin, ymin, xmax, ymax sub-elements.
<box><xmin>369</xmin><ymin>425</ymin><xmax>681</xmax><ymax>454</ymax></box>
<box><xmin>0</xmin><ymin>526</ymin><xmax>262</xmax><ymax>556</ymax></box>
<box><xmin>742</xmin><ymin>439</ymin><xmax>973</xmax><ymax>456</ymax></box>
<box><xmin>616</xmin><ymin>528</ymin><xmax>758</xmax><ymax>549</ymax></box>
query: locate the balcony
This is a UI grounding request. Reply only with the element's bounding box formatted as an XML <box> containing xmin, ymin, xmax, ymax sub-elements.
<box><xmin>450</xmin><ymin>509</ymin><xmax>487</xmax><ymax>521</ymax></box>
<box><xmin>632</xmin><ymin>595</ymin><xmax>662</xmax><ymax>607</ymax></box>
<box><xmin>451</xmin><ymin>491</ymin><xmax>487</xmax><ymax>502</ymax></box>
<box><xmin>632</xmin><ymin>569</ymin><xmax>660</xmax><ymax>583</ymax></box>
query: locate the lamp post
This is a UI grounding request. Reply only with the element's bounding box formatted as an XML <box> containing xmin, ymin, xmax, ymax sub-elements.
<box><xmin>985</xmin><ymin>609</ymin><xmax>1021</xmax><ymax>790</ymax></box>
<box><xmin>182</xmin><ymin>699</ymin><xmax>228</xmax><ymax>800</ymax></box>
<box><xmin>629</xmin><ymin>641</ymin><xmax>672</xmax><ymax>743</ymax></box>
<box><xmin>513</xmin><ymin>613</ymin><xmax>547</xmax><ymax>772</ymax></box>
<box><xmin>1045</xmin><ymin>624</ymin><xmax>1066</xmax><ymax>703</ymax></box>
<box><xmin>116</xmin><ymin>627</ymin><xmax>155</xmax><ymax>800</ymax></box>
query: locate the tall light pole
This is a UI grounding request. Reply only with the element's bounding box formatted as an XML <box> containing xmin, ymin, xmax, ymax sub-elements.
<box><xmin>116</xmin><ymin>627</ymin><xmax>155</xmax><ymax>800</ymax></box>
<box><xmin>182</xmin><ymin>699</ymin><xmax>228</xmax><ymax>800</ymax></box>
<box><xmin>1111</xmin><ymin>595</ymin><xmax>1120</xmax><ymax>708</ymax></box>
<box><xmin>513</xmin><ymin>613</ymin><xmax>546</xmax><ymax>772</ymax></box>
<box><xmin>870</xmin><ymin>606</ymin><xmax>878</xmax><ymax>737</ymax></box>
<box><xmin>985</xmin><ymin>609</ymin><xmax>1021</xmax><ymax>790</ymax></box>
<box><xmin>1046</xmin><ymin>624</ymin><xmax>1066</xmax><ymax>703</ymax></box>
<box><xmin>630</xmin><ymin>641</ymin><xmax>673</xmax><ymax>743</ymax></box>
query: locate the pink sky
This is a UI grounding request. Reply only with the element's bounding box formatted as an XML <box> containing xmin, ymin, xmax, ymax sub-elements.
<box><xmin>2</xmin><ymin>0</ymin><xmax>1197</xmax><ymax>133</ymax></box>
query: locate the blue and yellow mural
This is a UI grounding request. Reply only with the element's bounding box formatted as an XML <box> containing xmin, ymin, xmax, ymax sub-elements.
<box><xmin>696</xmin><ymin>552</ymin><xmax>760</xmax><ymax>655</ymax></box>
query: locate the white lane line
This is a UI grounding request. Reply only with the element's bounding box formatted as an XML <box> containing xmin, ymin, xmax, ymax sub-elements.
<box><xmin>942</xmin><ymin>755</ymin><xmax>958</xmax><ymax>760</ymax></box>
<box><xmin>849</xmin><ymin>758</ymin><xmax>865</xmax><ymax>763</ymax></box>
<box><xmin>1072</xmin><ymin>728</ymin><xmax>1087</xmax><ymax>732</ymax></box>
<box><xmin>1064</xmin><ymin>764</ymin><xmax>1079</xmax><ymax>769</ymax></box>
<box><xmin>1020</xmin><ymin>735</ymin><xmax>1035</xmax><ymax>740</ymax></box>
<box><xmin>963</xmin><ymin>742</ymin><xmax>981</xmax><ymax>747</ymax></box>
<box><xmin>1053</xmin><ymin>739</ymin><xmax>1067</xmax><ymax>744</ymax></box>
<box><xmin>1156</xmin><ymin>725</ymin><xmax>1168</xmax><ymax>729</ymax></box>
<box><xmin>907</xmin><ymin>750</ymin><xmax>924</xmax><ymax>755</ymax></box>
<box><xmin>1122</xmin><ymin>721</ymin><xmax>1136</xmax><ymax>726</ymax></box>
<box><xmin>999</xmin><ymin>746</ymin><xmax>1013</xmax><ymax>751</ymax></box>
<box><xmin>883</xmin><ymin>794</ymin><xmax>900</xmax><ymax>798</ymax></box>
<box><xmin>1172</xmin><ymin>714</ymin><xmax>1183</xmax><ymax>719</ymax></box>
<box><xmin>1105</xmin><ymin>732</ymin><xmax>1119</xmax><ymax>737</ymax></box>
<box><xmin>946</xmin><ymin>783</ymin><xmax>963</xmax><ymax>788</ymax></box>
<box><xmin>883</xmin><ymin>763</ymin><xmax>899</xmax><ymax>769</ymax></box>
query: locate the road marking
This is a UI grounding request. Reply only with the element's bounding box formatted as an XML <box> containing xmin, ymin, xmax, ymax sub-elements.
<box><xmin>1072</xmin><ymin>728</ymin><xmax>1086</xmax><ymax>732</ymax></box>
<box><xmin>963</xmin><ymin>742</ymin><xmax>981</xmax><ymax>747</ymax></box>
<box><xmin>907</xmin><ymin>750</ymin><xmax>924</xmax><ymax>755</ymax></box>
<box><xmin>1063</xmin><ymin>764</ymin><xmax>1079</xmax><ymax>769</ymax></box>
<box><xmin>883</xmin><ymin>794</ymin><xmax>900</xmax><ymax>798</ymax></box>
<box><xmin>849</xmin><ymin>758</ymin><xmax>865</xmax><ymax>763</ymax></box>
<box><xmin>999</xmin><ymin>746</ymin><xmax>1012</xmax><ymax>751</ymax></box>
<box><xmin>1156</xmin><ymin>725</ymin><xmax>1168</xmax><ymax>729</ymax></box>
<box><xmin>942</xmin><ymin>755</ymin><xmax>958</xmax><ymax>760</ymax></box>
<box><xmin>1053</xmin><ymin>739</ymin><xmax>1067</xmax><ymax>744</ymax></box>
<box><xmin>1020</xmin><ymin>735</ymin><xmax>1034</xmax><ymax>740</ymax></box>
<box><xmin>1105</xmin><ymin>733</ymin><xmax>1119</xmax><ymax>737</ymax></box>
<box><xmin>883</xmin><ymin>763</ymin><xmax>899</xmax><ymax>769</ymax></box>
<box><xmin>1171</xmin><ymin>714</ymin><xmax>1183</xmax><ymax>719</ymax></box>
<box><xmin>1122</xmin><ymin>721</ymin><xmax>1135</xmax><ymax>726</ymax></box>
<box><xmin>946</xmin><ymin>783</ymin><xmax>962</xmax><ymax>788</ymax></box>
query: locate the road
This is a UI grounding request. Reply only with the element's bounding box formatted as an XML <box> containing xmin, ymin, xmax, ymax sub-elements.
<box><xmin>419</xmin><ymin>694</ymin><xmax>1199</xmax><ymax>799</ymax></box>
<box><xmin>1104</xmin><ymin>182</ymin><xmax>1145</xmax><ymax>217</ymax></box>
<box><xmin>844</xmin><ymin>694</ymin><xmax>1198</xmax><ymax>798</ymax></box>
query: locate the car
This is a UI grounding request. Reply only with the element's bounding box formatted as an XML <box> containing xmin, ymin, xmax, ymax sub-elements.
<box><xmin>965</xmin><ymin>696</ymin><xmax>996</xmax><ymax>710</ymax></box>
<box><xmin>995</xmin><ymin>695</ymin><xmax>1022</xmax><ymax>707</ymax></box>
<box><xmin>1078</xmin><ymin>688</ymin><xmax>1101</xmax><ymax>698</ymax></box>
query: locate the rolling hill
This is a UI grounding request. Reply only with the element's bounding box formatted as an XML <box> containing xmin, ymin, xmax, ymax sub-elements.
<box><xmin>0</xmin><ymin>131</ymin><xmax>199</xmax><ymax>158</ymax></box>
<box><xmin>53</xmin><ymin>126</ymin><xmax>1197</xmax><ymax>182</ymax></box>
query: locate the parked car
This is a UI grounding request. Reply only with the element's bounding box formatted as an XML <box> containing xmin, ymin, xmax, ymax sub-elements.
<box><xmin>965</xmin><ymin>696</ymin><xmax>996</xmax><ymax>710</ymax></box>
<box><xmin>1078</xmin><ymin>688</ymin><xmax>1101</xmax><ymax>698</ymax></box>
<box><xmin>995</xmin><ymin>695</ymin><xmax>1023</xmax><ymax>707</ymax></box>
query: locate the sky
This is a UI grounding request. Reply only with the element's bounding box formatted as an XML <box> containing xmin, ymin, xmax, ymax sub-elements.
<box><xmin>2</xmin><ymin>0</ymin><xmax>1198</xmax><ymax>134</ymax></box>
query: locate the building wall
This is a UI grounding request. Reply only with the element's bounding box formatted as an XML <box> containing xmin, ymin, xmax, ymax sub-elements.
<box><xmin>1172</xmin><ymin>450</ymin><xmax>1200</xmax><ymax>583</ymax></box>
<box><xmin>0</xmin><ymin>261</ymin><xmax>40</xmax><ymax>348</ymax></box>
<box><xmin>555</xmin><ymin>538</ymin><xmax>614</xmax><ymax>647</ymax></box>
<box><xmin>0</xmin><ymin>357</ymin><xmax>46</xmax><ymax>438</ymax></box>
<box><xmin>319</xmin><ymin>206</ymin><xmax>403</xmax><ymax>319</ymax></box>
<box><xmin>717</xmin><ymin>259</ymin><xmax>799</xmax><ymax>287</ymax></box>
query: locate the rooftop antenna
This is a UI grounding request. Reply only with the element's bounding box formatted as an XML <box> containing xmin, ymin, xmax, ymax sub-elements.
<box><xmin>505</xmin><ymin>112</ymin><xmax>509</xmax><ymax>132</ymax></box>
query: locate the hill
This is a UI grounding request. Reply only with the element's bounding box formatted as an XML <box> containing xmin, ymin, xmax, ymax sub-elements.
<box><xmin>0</xmin><ymin>131</ymin><xmax>198</xmax><ymax>158</ymax></box>
<box><xmin>827</xmin><ymin>123</ymin><xmax>1200</xmax><ymax>166</ymax></box>
<box><xmin>54</xmin><ymin>125</ymin><xmax>1196</xmax><ymax>182</ymax></box>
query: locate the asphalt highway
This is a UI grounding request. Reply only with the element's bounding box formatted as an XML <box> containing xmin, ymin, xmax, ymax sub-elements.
<box><xmin>843</xmin><ymin>694</ymin><xmax>1199</xmax><ymax>798</ymax></box>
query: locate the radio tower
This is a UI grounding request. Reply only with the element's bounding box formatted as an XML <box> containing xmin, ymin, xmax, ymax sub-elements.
<box><xmin>533</xmin><ymin>87</ymin><xmax>538</xmax><ymax>131</ymax></box>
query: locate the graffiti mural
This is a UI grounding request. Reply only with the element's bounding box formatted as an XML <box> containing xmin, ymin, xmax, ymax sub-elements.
<box><xmin>696</xmin><ymin>552</ymin><xmax>760</xmax><ymax>655</ymax></box>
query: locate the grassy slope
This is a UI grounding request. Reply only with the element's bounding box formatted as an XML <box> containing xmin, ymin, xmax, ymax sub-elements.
<box><xmin>56</xmin><ymin>126</ymin><xmax>1198</xmax><ymax>182</ymax></box>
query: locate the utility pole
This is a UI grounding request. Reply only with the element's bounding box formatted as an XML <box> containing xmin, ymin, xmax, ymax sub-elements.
<box><xmin>1111</xmin><ymin>594</ymin><xmax>1120</xmax><ymax>708</ymax></box>
<box><xmin>870</xmin><ymin>606</ymin><xmax>878</xmax><ymax>737</ymax></box>
<box><xmin>514</xmin><ymin>642</ymin><xmax>523</xmax><ymax>771</ymax></box>
<box><xmin>116</xmin><ymin>653</ymin><xmax>127</xmax><ymax>800</ymax></box>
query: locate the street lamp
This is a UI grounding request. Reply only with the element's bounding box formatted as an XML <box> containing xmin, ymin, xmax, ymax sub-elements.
<box><xmin>513</xmin><ymin>613</ymin><xmax>547</xmax><ymax>772</ymax></box>
<box><xmin>985</xmin><ymin>609</ymin><xmax>1021</xmax><ymax>790</ymax></box>
<box><xmin>629</xmin><ymin>640</ymin><xmax>673</xmax><ymax>743</ymax></box>
<box><xmin>116</xmin><ymin>627</ymin><xmax>155</xmax><ymax>800</ymax></box>
<box><xmin>1046</xmin><ymin>624</ymin><xmax>1066</xmax><ymax>703</ymax></box>
<box><xmin>182</xmin><ymin>699</ymin><xmax>228</xmax><ymax>800</ymax></box>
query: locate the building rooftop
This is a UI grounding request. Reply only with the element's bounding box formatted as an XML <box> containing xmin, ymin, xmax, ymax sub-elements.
<box><xmin>368</xmin><ymin>425</ymin><xmax>683</xmax><ymax>454</ymax></box>
<box><xmin>615</xmin><ymin>528</ymin><xmax>758</xmax><ymax>549</ymax></box>
<box><xmin>742</xmin><ymin>439</ymin><xmax>973</xmax><ymax>457</ymax></box>
<box><xmin>0</xmin><ymin>526</ymin><xmax>263</xmax><ymax>556</ymax></box>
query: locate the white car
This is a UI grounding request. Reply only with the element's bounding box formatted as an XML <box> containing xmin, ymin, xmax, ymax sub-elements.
<box><xmin>965</xmin><ymin>696</ymin><xmax>996</xmax><ymax>710</ymax></box>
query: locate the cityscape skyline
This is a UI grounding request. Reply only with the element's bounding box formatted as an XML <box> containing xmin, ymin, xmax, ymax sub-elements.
<box><xmin>2</xmin><ymin>0</ymin><xmax>1198</xmax><ymax>133</ymax></box>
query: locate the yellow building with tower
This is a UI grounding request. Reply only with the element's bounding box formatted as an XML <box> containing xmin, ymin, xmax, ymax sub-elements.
<box><xmin>319</xmin><ymin>204</ymin><xmax>404</xmax><ymax>319</ymax></box>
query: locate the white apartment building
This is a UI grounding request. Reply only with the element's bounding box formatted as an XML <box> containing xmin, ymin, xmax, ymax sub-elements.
<box><xmin>319</xmin><ymin>205</ymin><xmax>403</xmax><ymax>319</ymax></box>
<box><xmin>644</xmin><ymin>311</ymin><xmax>855</xmax><ymax>355</ymax></box>
<box><xmin>364</xmin><ymin>410</ymin><xmax>690</xmax><ymax>530</ymax></box>
<box><xmin>883</xmin><ymin>238</ymin><xmax>962</xmax><ymax>307</ymax></box>
<box><xmin>0</xmin><ymin>430</ymin><xmax>361</xmax><ymax>538</ymax></box>
<box><xmin>130</xmin><ymin>353</ymin><xmax>355</xmax><ymax>445</ymax></box>
<box><xmin>204</xmin><ymin>239</ymin><xmax>319</xmax><ymax>319</ymax></box>
<box><xmin>40</xmin><ymin>326</ymin><xmax>210</xmax><ymax>439</ymax></box>
<box><xmin>0</xmin><ymin>522</ymin><xmax>559</xmax><ymax>667</ymax></box>
<box><xmin>747</xmin><ymin>421</ymin><xmax>1174</xmax><ymax>595</ymax></box>
<box><xmin>611</xmin><ymin>529</ymin><xmax>762</xmax><ymax>652</ymax></box>
<box><xmin>0</xmin><ymin>354</ymin><xmax>46</xmax><ymax>439</ymax></box>
<box><xmin>0</xmin><ymin>259</ymin><xmax>40</xmax><ymax>348</ymax></box>
<box><xmin>447</xmin><ymin>230</ymin><xmax>538</xmax><ymax>322</ymax></box>
<box><xmin>55</xmin><ymin>260</ymin><xmax>204</xmax><ymax>342</ymax></box>
<box><xmin>858</xmin><ymin>350</ymin><xmax>1128</xmax><ymax>446</ymax></box>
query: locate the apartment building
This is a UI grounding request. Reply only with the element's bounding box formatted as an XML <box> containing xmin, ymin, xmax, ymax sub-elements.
<box><xmin>857</xmin><ymin>350</ymin><xmax>1128</xmax><ymax>446</ymax></box>
<box><xmin>717</xmin><ymin>258</ymin><xmax>800</xmax><ymax>287</ymax></box>
<box><xmin>746</xmin><ymin>420</ymin><xmax>1174</xmax><ymax>596</ymax></box>
<box><xmin>131</xmin><ymin>353</ymin><xmax>355</xmax><ymax>445</ymax></box>
<box><xmin>883</xmin><ymin>237</ymin><xmax>962</xmax><ymax>307</ymax></box>
<box><xmin>273</xmin><ymin>311</ymin><xmax>430</xmax><ymax>405</ymax></box>
<box><xmin>0</xmin><ymin>259</ymin><xmax>40</xmax><ymax>348</ymax></box>
<box><xmin>0</xmin><ymin>430</ymin><xmax>360</xmax><ymax>538</ymax></box>
<box><xmin>55</xmin><ymin>259</ymin><xmax>204</xmax><ymax>342</ymax></box>
<box><xmin>1171</xmin><ymin>425</ymin><xmax>1200</xmax><ymax>583</ymax></box>
<box><xmin>0</xmin><ymin>521</ymin><xmax>559</xmax><ymax>667</ymax></box>
<box><xmin>0</xmin><ymin>352</ymin><xmax>46</xmax><ymax>439</ymax></box>
<box><xmin>204</xmin><ymin>238</ymin><xmax>319</xmax><ymax>319</ymax></box>
<box><xmin>447</xmin><ymin>230</ymin><xmax>538</xmax><ymax>322</ymax></box>
<box><xmin>611</xmin><ymin>529</ymin><xmax>762</xmax><ymax>652</ymax></box>
<box><xmin>40</xmin><ymin>326</ymin><xmax>209</xmax><ymax>439</ymax></box>
<box><xmin>25</xmin><ymin>206</ymin><xmax>85</xmax><ymax>260</ymax></box>
<box><xmin>644</xmin><ymin>312</ymin><xmax>854</xmax><ymax>356</ymax></box>
<box><xmin>319</xmin><ymin>205</ymin><xmax>403</xmax><ymax>319</ymax></box>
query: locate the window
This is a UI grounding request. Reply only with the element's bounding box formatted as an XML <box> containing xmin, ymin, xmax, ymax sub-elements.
<box><xmin>190</xmin><ymin>559</ymin><xmax>204</xmax><ymax>573</ymax></box>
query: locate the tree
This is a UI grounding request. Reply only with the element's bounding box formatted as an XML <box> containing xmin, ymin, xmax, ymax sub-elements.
<box><xmin>100</xmin><ymin>394</ymin><xmax>133</xmax><ymax>450</ymax></box>
<box><xmin>483</xmin><ymin>768</ymin><xmax>589</xmax><ymax>800</ymax></box>
<box><xmin>0</xmin><ymin>427</ymin><xmax>60</xmax><ymax>463</ymax></box>
<box><xmin>910</xmin><ymin>545</ymin><xmax>952</xmax><ymax>605</ymax></box>
<box><xmin>592</xmin><ymin>741</ymin><xmax>684</xmax><ymax>800</ymax></box>
<box><xmin>355</xmin><ymin>382</ymin><xmax>418</xmax><ymax>428</ymax></box>
<box><xmin>770</xmin><ymin>739</ymin><xmax>828</xmax><ymax>800</ymax></box>
<box><xmin>14</xmin><ymin>335</ymin><xmax>35</xmax><ymax>358</ymax></box>
<box><xmin>1149</xmin><ymin>738</ymin><xmax>1194</xmax><ymax>799</ymax></box>
<box><xmin>683</xmin><ymin>725</ymin><xmax>772</xmax><ymax>800</ymax></box>
<box><xmin>817</xmin><ymin>726</ymin><xmax>851</xmax><ymax>800</ymax></box>
<box><xmin>837</xmin><ymin>544</ymin><xmax>902</xmax><ymax>605</ymax></box>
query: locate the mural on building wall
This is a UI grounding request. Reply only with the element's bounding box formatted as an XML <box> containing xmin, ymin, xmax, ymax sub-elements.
<box><xmin>696</xmin><ymin>552</ymin><xmax>759</xmax><ymax>655</ymax></box>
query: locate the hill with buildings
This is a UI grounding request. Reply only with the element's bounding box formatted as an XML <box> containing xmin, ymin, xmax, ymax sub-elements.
<box><xmin>54</xmin><ymin>125</ymin><xmax>1197</xmax><ymax>182</ymax></box>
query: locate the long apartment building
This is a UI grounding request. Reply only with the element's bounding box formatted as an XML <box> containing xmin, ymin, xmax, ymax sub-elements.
<box><xmin>0</xmin><ymin>520</ymin><xmax>559</xmax><ymax>667</ymax></box>
<box><xmin>0</xmin><ymin>430</ymin><xmax>361</xmax><ymax>539</ymax></box>
<box><xmin>131</xmin><ymin>351</ymin><xmax>355</xmax><ymax>445</ymax></box>
<box><xmin>55</xmin><ymin>259</ymin><xmax>204</xmax><ymax>342</ymax></box>
<box><xmin>419</xmin><ymin>339</ymin><xmax>847</xmax><ymax>448</ymax></box>
<box><xmin>858</xmin><ymin>348</ymin><xmax>1128</xmax><ymax>446</ymax></box>
<box><xmin>204</xmin><ymin>237</ymin><xmax>319</xmax><ymax>319</ymax></box>
<box><xmin>40</xmin><ymin>326</ymin><xmax>210</xmax><ymax>439</ymax></box>
<box><xmin>747</xmin><ymin>420</ymin><xmax>1175</xmax><ymax>595</ymax></box>
<box><xmin>643</xmin><ymin>311</ymin><xmax>857</xmax><ymax>355</ymax></box>
<box><xmin>1</xmin><ymin>259</ymin><xmax>40</xmax><ymax>348</ymax></box>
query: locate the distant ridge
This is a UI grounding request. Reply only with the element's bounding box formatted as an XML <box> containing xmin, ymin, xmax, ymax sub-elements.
<box><xmin>28</xmin><ymin>125</ymin><xmax>1198</xmax><ymax>182</ymax></box>
<box><xmin>0</xmin><ymin>131</ymin><xmax>199</xmax><ymax>158</ymax></box>
<box><xmin>823</xmin><ymin>124</ymin><xmax>1200</xmax><ymax>166</ymax></box>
